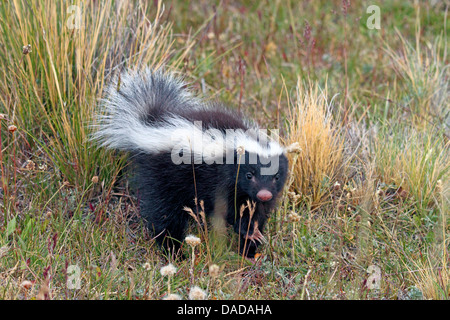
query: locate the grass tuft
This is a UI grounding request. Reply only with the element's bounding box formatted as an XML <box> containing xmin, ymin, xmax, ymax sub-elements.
<box><xmin>285</xmin><ymin>78</ymin><xmax>345</xmax><ymax>207</ymax></box>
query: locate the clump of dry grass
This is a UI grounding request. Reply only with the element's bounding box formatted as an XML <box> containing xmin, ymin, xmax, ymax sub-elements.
<box><xmin>285</xmin><ymin>78</ymin><xmax>345</xmax><ymax>206</ymax></box>
<box><xmin>384</xmin><ymin>17</ymin><xmax>449</xmax><ymax>130</ymax></box>
<box><xmin>407</xmin><ymin>248</ymin><xmax>449</xmax><ymax>299</ymax></box>
<box><xmin>372</xmin><ymin>125</ymin><xmax>449</xmax><ymax>211</ymax></box>
<box><xmin>382</xmin><ymin>182</ymin><xmax>449</xmax><ymax>299</ymax></box>
<box><xmin>404</xmin><ymin>168</ymin><xmax>449</xmax><ymax>299</ymax></box>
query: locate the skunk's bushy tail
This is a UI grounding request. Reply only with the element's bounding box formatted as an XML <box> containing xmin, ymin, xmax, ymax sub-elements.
<box><xmin>93</xmin><ymin>68</ymin><xmax>201</xmax><ymax>153</ymax></box>
<box><xmin>94</xmin><ymin>68</ymin><xmax>285</xmax><ymax>160</ymax></box>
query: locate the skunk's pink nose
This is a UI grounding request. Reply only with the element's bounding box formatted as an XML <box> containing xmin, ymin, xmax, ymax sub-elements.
<box><xmin>256</xmin><ymin>189</ymin><xmax>273</xmax><ymax>202</ymax></box>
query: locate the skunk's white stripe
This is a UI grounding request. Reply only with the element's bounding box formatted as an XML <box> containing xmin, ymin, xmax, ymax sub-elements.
<box><xmin>94</xmin><ymin>68</ymin><xmax>285</xmax><ymax>161</ymax></box>
<box><xmin>96</xmin><ymin>115</ymin><xmax>284</xmax><ymax>159</ymax></box>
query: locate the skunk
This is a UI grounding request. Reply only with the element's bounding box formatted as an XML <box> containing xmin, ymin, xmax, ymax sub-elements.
<box><xmin>94</xmin><ymin>69</ymin><xmax>289</xmax><ymax>258</ymax></box>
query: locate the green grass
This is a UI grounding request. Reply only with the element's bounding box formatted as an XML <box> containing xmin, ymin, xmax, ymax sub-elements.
<box><xmin>0</xmin><ymin>0</ymin><xmax>448</xmax><ymax>300</ymax></box>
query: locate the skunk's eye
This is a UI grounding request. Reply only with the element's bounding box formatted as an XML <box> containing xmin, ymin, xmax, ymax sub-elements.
<box><xmin>246</xmin><ymin>172</ymin><xmax>253</xmax><ymax>180</ymax></box>
<box><xmin>274</xmin><ymin>173</ymin><xmax>280</xmax><ymax>181</ymax></box>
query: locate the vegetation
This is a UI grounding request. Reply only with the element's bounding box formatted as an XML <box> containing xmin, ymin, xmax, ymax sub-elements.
<box><xmin>0</xmin><ymin>0</ymin><xmax>448</xmax><ymax>300</ymax></box>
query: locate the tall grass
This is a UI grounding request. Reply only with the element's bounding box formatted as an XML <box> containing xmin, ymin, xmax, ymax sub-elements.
<box><xmin>373</xmin><ymin>125</ymin><xmax>449</xmax><ymax>212</ymax></box>
<box><xmin>384</xmin><ymin>18</ymin><xmax>449</xmax><ymax>129</ymax></box>
<box><xmin>0</xmin><ymin>0</ymin><xmax>194</xmax><ymax>191</ymax></box>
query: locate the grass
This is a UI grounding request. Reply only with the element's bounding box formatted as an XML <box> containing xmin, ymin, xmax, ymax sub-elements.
<box><xmin>285</xmin><ymin>77</ymin><xmax>345</xmax><ymax>206</ymax></box>
<box><xmin>0</xmin><ymin>0</ymin><xmax>448</xmax><ymax>300</ymax></box>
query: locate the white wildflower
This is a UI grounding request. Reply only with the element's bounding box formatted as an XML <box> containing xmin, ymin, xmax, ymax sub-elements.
<box><xmin>160</xmin><ymin>263</ymin><xmax>177</xmax><ymax>277</ymax></box>
<box><xmin>185</xmin><ymin>235</ymin><xmax>201</xmax><ymax>247</ymax></box>
<box><xmin>163</xmin><ymin>293</ymin><xmax>182</xmax><ymax>300</ymax></box>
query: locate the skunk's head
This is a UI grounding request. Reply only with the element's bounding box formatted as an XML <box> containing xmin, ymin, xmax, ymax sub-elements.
<box><xmin>236</xmin><ymin>152</ymin><xmax>289</xmax><ymax>204</ymax></box>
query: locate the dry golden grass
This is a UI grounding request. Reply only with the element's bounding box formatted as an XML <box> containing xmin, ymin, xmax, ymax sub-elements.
<box><xmin>285</xmin><ymin>78</ymin><xmax>345</xmax><ymax>206</ymax></box>
<box><xmin>406</xmin><ymin>179</ymin><xmax>449</xmax><ymax>299</ymax></box>
<box><xmin>373</xmin><ymin>126</ymin><xmax>449</xmax><ymax>210</ymax></box>
<box><xmin>0</xmin><ymin>0</ymin><xmax>195</xmax><ymax>188</ymax></box>
<box><xmin>407</xmin><ymin>250</ymin><xmax>449</xmax><ymax>299</ymax></box>
<box><xmin>384</xmin><ymin>16</ymin><xmax>448</xmax><ymax>129</ymax></box>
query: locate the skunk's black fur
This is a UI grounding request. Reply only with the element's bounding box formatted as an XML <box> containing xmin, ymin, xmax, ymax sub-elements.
<box><xmin>95</xmin><ymin>69</ymin><xmax>289</xmax><ymax>258</ymax></box>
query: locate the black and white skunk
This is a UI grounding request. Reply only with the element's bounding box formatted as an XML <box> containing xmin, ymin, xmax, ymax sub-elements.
<box><xmin>94</xmin><ymin>69</ymin><xmax>289</xmax><ymax>258</ymax></box>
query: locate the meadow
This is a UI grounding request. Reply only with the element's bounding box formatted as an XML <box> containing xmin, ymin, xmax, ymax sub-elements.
<box><xmin>0</xmin><ymin>0</ymin><xmax>448</xmax><ymax>300</ymax></box>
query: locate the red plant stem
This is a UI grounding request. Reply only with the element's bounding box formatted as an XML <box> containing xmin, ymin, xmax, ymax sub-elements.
<box><xmin>0</xmin><ymin>119</ymin><xmax>7</xmax><ymax>200</ymax></box>
<box><xmin>12</xmin><ymin>132</ymin><xmax>17</xmax><ymax>197</ymax></box>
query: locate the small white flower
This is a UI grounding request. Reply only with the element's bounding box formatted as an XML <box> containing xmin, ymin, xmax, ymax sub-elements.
<box><xmin>0</xmin><ymin>246</ymin><xmax>9</xmax><ymax>258</ymax></box>
<box><xmin>209</xmin><ymin>264</ymin><xmax>220</xmax><ymax>278</ymax></box>
<box><xmin>22</xmin><ymin>44</ymin><xmax>32</xmax><ymax>55</ymax></box>
<box><xmin>163</xmin><ymin>293</ymin><xmax>182</xmax><ymax>300</ymax></box>
<box><xmin>333</xmin><ymin>181</ymin><xmax>341</xmax><ymax>190</ymax></box>
<box><xmin>436</xmin><ymin>179</ymin><xmax>442</xmax><ymax>194</ymax></box>
<box><xmin>8</xmin><ymin>125</ymin><xmax>17</xmax><ymax>133</ymax></box>
<box><xmin>285</xmin><ymin>142</ymin><xmax>302</xmax><ymax>154</ymax></box>
<box><xmin>287</xmin><ymin>211</ymin><xmax>300</xmax><ymax>223</ymax></box>
<box><xmin>143</xmin><ymin>262</ymin><xmax>151</xmax><ymax>271</ymax></box>
<box><xmin>160</xmin><ymin>263</ymin><xmax>177</xmax><ymax>277</ymax></box>
<box><xmin>189</xmin><ymin>286</ymin><xmax>207</xmax><ymax>300</ymax></box>
<box><xmin>20</xmin><ymin>280</ymin><xmax>33</xmax><ymax>290</ymax></box>
<box><xmin>185</xmin><ymin>235</ymin><xmax>201</xmax><ymax>247</ymax></box>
